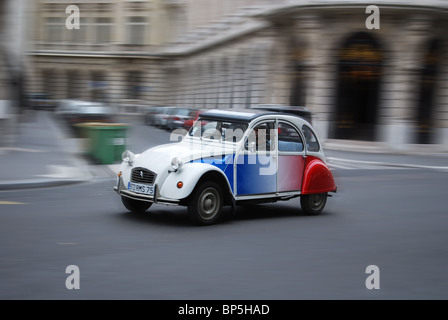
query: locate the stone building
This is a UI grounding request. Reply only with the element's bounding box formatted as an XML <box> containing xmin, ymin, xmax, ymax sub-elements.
<box><xmin>28</xmin><ymin>0</ymin><xmax>448</xmax><ymax>151</ymax></box>
<box><xmin>1</xmin><ymin>0</ymin><xmax>28</xmax><ymax>147</ymax></box>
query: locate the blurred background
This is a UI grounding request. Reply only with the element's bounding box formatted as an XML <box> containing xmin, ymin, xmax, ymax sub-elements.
<box><xmin>1</xmin><ymin>0</ymin><xmax>447</xmax><ymax>153</ymax></box>
<box><xmin>2</xmin><ymin>1</ymin><xmax>448</xmax><ymax>300</ymax></box>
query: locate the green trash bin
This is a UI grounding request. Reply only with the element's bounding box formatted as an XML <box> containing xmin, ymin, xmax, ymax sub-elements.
<box><xmin>76</xmin><ymin>122</ymin><xmax>128</xmax><ymax>164</ymax></box>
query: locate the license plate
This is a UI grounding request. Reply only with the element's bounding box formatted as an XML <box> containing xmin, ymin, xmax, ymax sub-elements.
<box><xmin>127</xmin><ymin>182</ymin><xmax>154</xmax><ymax>195</ymax></box>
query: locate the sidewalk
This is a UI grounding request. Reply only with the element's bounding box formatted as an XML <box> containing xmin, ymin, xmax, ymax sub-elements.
<box><xmin>0</xmin><ymin>111</ymin><xmax>115</xmax><ymax>191</ymax></box>
<box><xmin>323</xmin><ymin>139</ymin><xmax>448</xmax><ymax>171</ymax></box>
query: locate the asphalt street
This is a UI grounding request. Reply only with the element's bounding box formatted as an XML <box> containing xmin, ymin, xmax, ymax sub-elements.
<box><xmin>1</xmin><ymin>117</ymin><xmax>448</xmax><ymax>300</ymax></box>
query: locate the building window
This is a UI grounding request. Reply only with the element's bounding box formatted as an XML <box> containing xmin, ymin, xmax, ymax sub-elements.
<box><xmin>95</xmin><ymin>18</ymin><xmax>112</xmax><ymax>43</ymax></box>
<box><xmin>67</xmin><ymin>71</ymin><xmax>82</xmax><ymax>99</ymax></box>
<box><xmin>91</xmin><ymin>72</ymin><xmax>107</xmax><ymax>101</ymax></box>
<box><xmin>45</xmin><ymin>17</ymin><xmax>63</xmax><ymax>42</ymax></box>
<box><xmin>70</xmin><ymin>18</ymin><xmax>87</xmax><ymax>43</ymax></box>
<box><xmin>126</xmin><ymin>17</ymin><xmax>147</xmax><ymax>45</ymax></box>
<box><xmin>127</xmin><ymin>71</ymin><xmax>142</xmax><ymax>99</ymax></box>
<box><xmin>43</xmin><ymin>69</ymin><xmax>56</xmax><ymax>98</ymax></box>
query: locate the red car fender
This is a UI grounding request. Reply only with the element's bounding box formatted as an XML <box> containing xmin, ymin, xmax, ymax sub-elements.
<box><xmin>301</xmin><ymin>156</ymin><xmax>337</xmax><ymax>195</ymax></box>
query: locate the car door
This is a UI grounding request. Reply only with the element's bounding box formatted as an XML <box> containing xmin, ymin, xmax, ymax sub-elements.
<box><xmin>276</xmin><ymin>121</ymin><xmax>306</xmax><ymax>193</ymax></box>
<box><xmin>235</xmin><ymin>121</ymin><xmax>277</xmax><ymax>196</ymax></box>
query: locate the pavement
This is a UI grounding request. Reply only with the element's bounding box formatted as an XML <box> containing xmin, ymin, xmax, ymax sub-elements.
<box><xmin>0</xmin><ymin>111</ymin><xmax>117</xmax><ymax>190</ymax></box>
<box><xmin>0</xmin><ymin>110</ymin><xmax>447</xmax><ymax>191</ymax></box>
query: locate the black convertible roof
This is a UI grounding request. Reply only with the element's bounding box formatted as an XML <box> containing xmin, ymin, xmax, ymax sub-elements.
<box><xmin>199</xmin><ymin>106</ymin><xmax>312</xmax><ymax>123</ymax></box>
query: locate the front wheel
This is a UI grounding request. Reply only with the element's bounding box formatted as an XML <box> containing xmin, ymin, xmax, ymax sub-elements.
<box><xmin>121</xmin><ymin>196</ymin><xmax>152</xmax><ymax>214</ymax></box>
<box><xmin>300</xmin><ymin>193</ymin><xmax>327</xmax><ymax>215</ymax></box>
<box><xmin>188</xmin><ymin>181</ymin><xmax>223</xmax><ymax>225</ymax></box>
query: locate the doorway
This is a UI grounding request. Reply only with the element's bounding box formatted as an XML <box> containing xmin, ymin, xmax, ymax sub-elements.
<box><xmin>332</xmin><ymin>32</ymin><xmax>383</xmax><ymax>141</ymax></box>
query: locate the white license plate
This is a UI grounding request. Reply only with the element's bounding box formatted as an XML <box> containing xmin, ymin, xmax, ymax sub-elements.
<box><xmin>127</xmin><ymin>182</ymin><xmax>154</xmax><ymax>195</ymax></box>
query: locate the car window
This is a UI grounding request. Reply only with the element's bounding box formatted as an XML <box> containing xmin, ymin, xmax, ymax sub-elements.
<box><xmin>302</xmin><ymin>125</ymin><xmax>320</xmax><ymax>152</ymax></box>
<box><xmin>278</xmin><ymin>122</ymin><xmax>304</xmax><ymax>153</ymax></box>
<box><xmin>222</xmin><ymin>122</ymin><xmax>247</xmax><ymax>142</ymax></box>
<box><xmin>245</xmin><ymin>122</ymin><xmax>274</xmax><ymax>152</ymax></box>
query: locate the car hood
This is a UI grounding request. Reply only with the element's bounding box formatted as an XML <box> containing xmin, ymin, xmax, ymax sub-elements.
<box><xmin>133</xmin><ymin>139</ymin><xmax>237</xmax><ymax>174</ymax></box>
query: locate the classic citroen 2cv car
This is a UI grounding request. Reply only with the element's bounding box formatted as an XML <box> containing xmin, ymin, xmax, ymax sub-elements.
<box><xmin>114</xmin><ymin>109</ymin><xmax>337</xmax><ymax>225</ymax></box>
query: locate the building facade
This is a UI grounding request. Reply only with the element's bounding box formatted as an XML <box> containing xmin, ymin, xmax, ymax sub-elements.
<box><xmin>1</xmin><ymin>0</ymin><xmax>28</xmax><ymax>147</ymax></box>
<box><xmin>28</xmin><ymin>0</ymin><xmax>448</xmax><ymax>151</ymax></box>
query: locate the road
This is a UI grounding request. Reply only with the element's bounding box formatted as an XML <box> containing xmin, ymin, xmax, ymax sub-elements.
<box><xmin>1</xmin><ymin>121</ymin><xmax>448</xmax><ymax>300</ymax></box>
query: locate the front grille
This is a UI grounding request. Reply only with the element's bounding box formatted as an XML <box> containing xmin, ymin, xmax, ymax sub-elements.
<box><xmin>131</xmin><ymin>168</ymin><xmax>156</xmax><ymax>184</ymax></box>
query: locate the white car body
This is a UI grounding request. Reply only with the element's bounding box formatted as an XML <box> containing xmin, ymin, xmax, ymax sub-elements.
<box><xmin>114</xmin><ymin>109</ymin><xmax>337</xmax><ymax>225</ymax></box>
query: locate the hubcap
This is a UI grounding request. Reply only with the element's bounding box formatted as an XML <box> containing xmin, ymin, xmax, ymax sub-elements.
<box><xmin>199</xmin><ymin>188</ymin><xmax>219</xmax><ymax>219</ymax></box>
<box><xmin>310</xmin><ymin>194</ymin><xmax>325</xmax><ymax>210</ymax></box>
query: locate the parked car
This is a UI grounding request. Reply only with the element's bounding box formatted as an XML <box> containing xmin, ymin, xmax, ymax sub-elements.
<box><xmin>145</xmin><ymin>106</ymin><xmax>164</xmax><ymax>126</ymax></box>
<box><xmin>250</xmin><ymin>104</ymin><xmax>313</xmax><ymax>124</ymax></box>
<box><xmin>165</xmin><ymin>107</ymin><xmax>199</xmax><ymax>131</ymax></box>
<box><xmin>153</xmin><ymin>106</ymin><xmax>176</xmax><ymax>128</ymax></box>
<box><xmin>182</xmin><ymin>109</ymin><xmax>202</xmax><ymax>130</ymax></box>
<box><xmin>55</xmin><ymin>99</ymin><xmax>80</xmax><ymax>121</ymax></box>
<box><xmin>56</xmin><ymin>99</ymin><xmax>113</xmax><ymax>125</ymax></box>
<box><xmin>114</xmin><ymin>108</ymin><xmax>337</xmax><ymax>225</ymax></box>
<box><xmin>26</xmin><ymin>93</ymin><xmax>56</xmax><ymax>111</ymax></box>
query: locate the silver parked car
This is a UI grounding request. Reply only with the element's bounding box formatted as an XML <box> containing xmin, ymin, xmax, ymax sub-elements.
<box><xmin>153</xmin><ymin>106</ymin><xmax>176</xmax><ymax>128</ymax></box>
<box><xmin>165</xmin><ymin>107</ymin><xmax>198</xmax><ymax>131</ymax></box>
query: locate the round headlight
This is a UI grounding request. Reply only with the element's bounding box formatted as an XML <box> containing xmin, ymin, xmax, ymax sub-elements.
<box><xmin>122</xmin><ymin>150</ymin><xmax>135</xmax><ymax>165</ymax></box>
<box><xmin>171</xmin><ymin>157</ymin><xmax>183</xmax><ymax>171</ymax></box>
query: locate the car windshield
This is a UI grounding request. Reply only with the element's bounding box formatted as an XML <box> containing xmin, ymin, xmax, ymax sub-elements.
<box><xmin>188</xmin><ymin>118</ymin><xmax>248</xmax><ymax>143</ymax></box>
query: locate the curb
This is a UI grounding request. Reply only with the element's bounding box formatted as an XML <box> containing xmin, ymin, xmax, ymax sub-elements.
<box><xmin>323</xmin><ymin>140</ymin><xmax>448</xmax><ymax>156</ymax></box>
<box><xmin>326</xmin><ymin>156</ymin><xmax>448</xmax><ymax>172</ymax></box>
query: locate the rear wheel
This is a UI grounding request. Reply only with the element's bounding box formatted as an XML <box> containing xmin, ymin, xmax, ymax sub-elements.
<box><xmin>188</xmin><ymin>181</ymin><xmax>223</xmax><ymax>225</ymax></box>
<box><xmin>300</xmin><ymin>193</ymin><xmax>327</xmax><ymax>215</ymax></box>
<box><xmin>121</xmin><ymin>196</ymin><xmax>152</xmax><ymax>214</ymax></box>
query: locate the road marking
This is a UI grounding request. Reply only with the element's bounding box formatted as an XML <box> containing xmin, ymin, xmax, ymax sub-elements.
<box><xmin>0</xmin><ymin>201</ymin><xmax>27</xmax><ymax>205</ymax></box>
<box><xmin>0</xmin><ymin>147</ymin><xmax>44</xmax><ymax>153</ymax></box>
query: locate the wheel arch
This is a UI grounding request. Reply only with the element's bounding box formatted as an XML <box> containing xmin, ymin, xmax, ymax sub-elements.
<box><xmin>302</xmin><ymin>156</ymin><xmax>337</xmax><ymax>195</ymax></box>
<box><xmin>159</xmin><ymin>162</ymin><xmax>233</xmax><ymax>205</ymax></box>
<box><xmin>182</xmin><ymin>170</ymin><xmax>234</xmax><ymax>206</ymax></box>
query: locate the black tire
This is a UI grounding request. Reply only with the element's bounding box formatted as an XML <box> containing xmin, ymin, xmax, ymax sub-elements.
<box><xmin>121</xmin><ymin>196</ymin><xmax>152</xmax><ymax>214</ymax></box>
<box><xmin>300</xmin><ymin>193</ymin><xmax>327</xmax><ymax>215</ymax></box>
<box><xmin>188</xmin><ymin>181</ymin><xmax>223</xmax><ymax>225</ymax></box>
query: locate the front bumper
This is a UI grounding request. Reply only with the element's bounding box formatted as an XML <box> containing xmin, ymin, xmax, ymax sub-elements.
<box><xmin>114</xmin><ymin>176</ymin><xmax>180</xmax><ymax>205</ymax></box>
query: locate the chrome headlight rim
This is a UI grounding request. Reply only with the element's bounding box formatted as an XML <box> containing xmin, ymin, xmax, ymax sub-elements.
<box><xmin>122</xmin><ymin>150</ymin><xmax>135</xmax><ymax>166</ymax></box>
<box><xmin>170</xmin><ymin>157</ymin><xmax>183</xmax><ymax>172</ymax></box>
